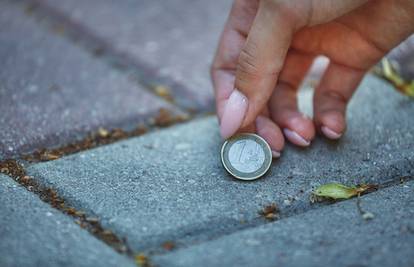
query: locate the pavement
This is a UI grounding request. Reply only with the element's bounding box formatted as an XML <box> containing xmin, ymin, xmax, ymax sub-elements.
<box><xmin>1</xmin><ymin>1</ymin><xmax>414</xmax><ymax>267</ymax></box>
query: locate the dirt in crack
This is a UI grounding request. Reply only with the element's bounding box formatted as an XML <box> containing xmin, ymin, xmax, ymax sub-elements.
<box><xmin>23</xmin><ymin>108</ymin><xmax>190</xmax><ymax>163</ymax></box>
<box><xmin>0</xmin><ymin>159</ymin><xmax>132</xmax><ymax>255</ymax></box>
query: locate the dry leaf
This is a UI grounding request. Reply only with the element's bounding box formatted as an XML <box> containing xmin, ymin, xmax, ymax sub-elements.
<box><xmin>135</xmin><ymin>254</ymin><xmax>151</xmax><ymax>267</ymax></box>
<box><xmin>259</xmin><ymin>203</ymin><xmax>279</xmax><ymax>221</ymax></box>
<box><xmin>312</xmin><ymin>183</ymin><xmax>375</xmax><ymax>200</ymax></box>
<box><xmin>376</xmin><ymin>59</ymin><xmax>414</xmax><ymax>97</ymax></box>
<box><xmin>153</xmin><ymin>85</ymin><xmax>174</xmax><ymax>102</ymax></box>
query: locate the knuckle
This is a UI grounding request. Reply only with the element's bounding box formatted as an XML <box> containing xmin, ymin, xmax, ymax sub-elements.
<box><xmin>237</xmin><ymin>46</ymin><xmax>280</xmax><ymax>83</ymax></box>
<box><xmin>322</xmin><ymin>90</ymin><xmax>349</xmax><ymax>104</ymax></box>
<box><xmin>238</xmin><ymin>47</ymin><xmax>260</xmax><ymax>77</ymax></box>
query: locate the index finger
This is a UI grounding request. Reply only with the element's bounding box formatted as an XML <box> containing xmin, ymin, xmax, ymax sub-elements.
<box><xmin>211</xmin><ymin>0</ymin><xmax>259</xmax><ymax>121</ymax></box>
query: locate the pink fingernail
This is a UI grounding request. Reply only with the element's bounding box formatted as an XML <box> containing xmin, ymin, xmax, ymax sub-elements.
<box><xmin>220</xmin><ymin>89</ymin><xmax>248</xmax><ymax>139</ymax></box>
<box><xmin>321</xmin><ymin>126</ymin><xmax>342</xmax><ymax>140</ymax></box>
<box><xmin>272</xmin><ymin>150</ymin><xmax>281</xmax><ymax>158</ymax></box>
<box><xmin>283</xmin><ymin>128</ymin><xmax>310</xmax><ymax>147</ymax></box>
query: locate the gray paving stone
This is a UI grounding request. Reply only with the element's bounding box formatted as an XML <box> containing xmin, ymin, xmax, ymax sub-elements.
<box><xmin>0</xmin><ymin>174</ymin><xmax>135</xmax><ymax>267</ymax></box>
<box><xmin>153</xmin><ymin>181</ymin><xmax>414</xmax><ymax>267</ymax></box>
<box><xmin>27</xmin><ymin>1</ymin><xmax>414</xmax><ymax>110</ymax></box>
<box><xmin>27</xmin><ymin>75</ymin><xmax>414</xmax><ymax>252</ymax></box>
<box><xmin>34</xmin><ymin>0</ymin><xmax>233</xmax><ymax>111</ymax></box>
<box><xmin>0</xmin><ymin>1</ymin><xmax>181</xmax><ymax>159</ymax></box>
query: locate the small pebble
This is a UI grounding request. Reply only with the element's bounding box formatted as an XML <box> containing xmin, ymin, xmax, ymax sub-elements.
<box><xmin>362</xmin><ymin>212</ymin><xmax>375</xmax><ymax>220</ymax></box>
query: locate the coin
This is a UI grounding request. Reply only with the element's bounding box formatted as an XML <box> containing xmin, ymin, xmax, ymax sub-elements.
<box><xmin>221</xmin><ymin>133</ymin><xmax>272</xmax><ymax>180</ymax></box>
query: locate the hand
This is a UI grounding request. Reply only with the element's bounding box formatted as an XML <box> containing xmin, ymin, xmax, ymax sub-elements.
<box><xmin>211</xmin><ymin>0</ymin><xmax>414</xmax><ymax>156</ymax></box>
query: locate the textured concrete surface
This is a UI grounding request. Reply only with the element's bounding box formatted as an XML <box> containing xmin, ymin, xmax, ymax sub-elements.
<box><xmin>0</xmin><ymin>174</ymin><xmax>135</xmax><ymax>267</ymax></box>
<box><xmin>0</xmin><ymin>1</ymin><xmax>181</xmax><ymax>159</ymax></box>
<box><xmin>153</xmin><ymin>181</ymin><xmax>414</xmax><ymax>267</ymax></box>
<box><xmin>27</xmin><ymin>75</ymin><xmax>414</xmax><ymax>251</ymax></box>
<box><xmin>34</xmin><ymin>0</ymin><xmax>233</xmax><ymax>111</ymax></box>
<box><xmin>29</xmin><ymin>1</ymin><xmax>414</xmax><ymax>110</ymax></box>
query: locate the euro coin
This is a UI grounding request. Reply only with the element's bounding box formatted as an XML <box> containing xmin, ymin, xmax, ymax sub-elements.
<box><xmin>221</xmin><ymin>133</ymin><xmax>272</xmax><ymax>180</ymax></box>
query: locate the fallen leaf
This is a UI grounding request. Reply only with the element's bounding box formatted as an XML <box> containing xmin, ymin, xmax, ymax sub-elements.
<box><xmin>259</xmin><ymin>203</ymin><xmax>279</xmax><ymax>221</ymax></box>
<box><xmin>135</xmin><ymin>254</ymin><xmax>152</xmax><ymax>267</ymax></box>
<box><xmin>97</xmin><ymin>127</ymin><xmax>110</xmax><ymax>138</ymax></box>
<box><xmin>153</xmin><ymin>85</ymin><xmax>174</xmax><ymax>102</ymax></box>
<box><xmin>376</xmin><ymin>59</ymin><xmax>414</xmax><ymax>97</ymax></box>
<box><xmin>312</xmin><ymin>183</ymin><xmax>375</xmax><ymax>200</ymax></box>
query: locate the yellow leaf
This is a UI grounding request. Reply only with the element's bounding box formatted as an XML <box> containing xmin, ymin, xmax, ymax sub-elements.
<box><xmin>378</xmin><ymin>59</ymin><xmax>414</xmax><ymax>98</ymax></box>
<box><xmin>313</xmin><ymin>183</ymin><xmax>358</xmax><ymax>199</ymax></box>
<box><xmin>312</xmin><ymin>183</ymin><xmax>375</xmax><ymax>200</ymax></box>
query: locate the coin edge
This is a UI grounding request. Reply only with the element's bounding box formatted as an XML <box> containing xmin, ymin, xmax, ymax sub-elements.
<box><xmin>221</xmin><ymin>133</ymin><xmax>272</xmax><ymax>181</ymax></box>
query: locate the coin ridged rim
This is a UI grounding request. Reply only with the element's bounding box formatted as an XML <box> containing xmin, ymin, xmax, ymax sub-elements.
<box><xmin>221</xmin><ymin>133</ymin><xmax>272</xmax><ymax>180</ymax></box>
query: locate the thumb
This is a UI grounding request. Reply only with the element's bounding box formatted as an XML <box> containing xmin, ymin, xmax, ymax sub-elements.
<box><xmin>219</xmin><ymin>0</ymin><xmax>300</xmax><ymax>138</ymax></box>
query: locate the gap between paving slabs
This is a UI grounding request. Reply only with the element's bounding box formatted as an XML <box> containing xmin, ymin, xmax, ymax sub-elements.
<box><xmin>23</xmin><ymin>113</ymin><xmax>414</xmax><ymax>255</ymax></box>
<box><xmin>6</xmin><ymin>0</ymin><xmax>414</xmax><ymax>262</ymax></box>
<box><xmin>0</xmin><ymin>109</ymin><xmax>200</xmax><ymax>262</ymax></box>
<box><xmin>21</xmin><ymin>0</ymin><xmax>208</xmax><ymax>113</ymax></box>
<box><xmin>2</xmin><ymin>154</ymin><xmax>412</xmax><ymax>264</ymax></box>
<box><xmin>0</xmin><ymin>0</ymin><xmax>194</xmax><ymax>160</ymax></box>
<box><xmin>152</xmin><ymin>181</ymin><xmax>414</xmax><ymax>267</ymax></box>
<box><xmin>21</xmin><ymin>107</ymin><xmax>193</xmax><ymax>163</ymax></box>
<box><xmin>20</xmin><ymin>73</ymin><xmax>414</xmax><ymax>256</ymax></box>
<box><xmin>0</xmin><ymin>160</ymin><xmax>133</xmax><ymax>256</ymax></box>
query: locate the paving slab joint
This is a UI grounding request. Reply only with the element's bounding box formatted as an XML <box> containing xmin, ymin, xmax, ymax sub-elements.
<box><xmin>0</xmin><ymin>159</ymin><xmax>135</xmax><ymax>257</ymax></box>
<box><xmin>152</xmin><ymin>175</ymin><xmax>414</xmax><ymax>256</ymax></box>
<box><xmin>9</xmin><ymin>108</ymin><xmax>191</xmax><ymax>162</ymax></box>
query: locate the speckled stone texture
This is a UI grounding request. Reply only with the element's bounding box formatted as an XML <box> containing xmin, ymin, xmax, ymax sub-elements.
<box><xmin>153</xmin><ymin>181</ymin><xmax>414</xmax><ymax>267</ymax></box>
<box><xmin>33</xmin><ymin>0</ymin><xmax>233</xmax><ymax>111</ymax></box>
<box><xmin>27</xmin><ymin>75</ymin><xmax>414</xmax><ymax>252</ymax></box>
<box><xmin>0</xmin><ymin>1</ymin><xmax>182</xmax><ymax>159</ymax></box>
<box><xmin>0</xmin><ymin>174</ymin><xmax>135</xmax><ymax>267</ymax></box>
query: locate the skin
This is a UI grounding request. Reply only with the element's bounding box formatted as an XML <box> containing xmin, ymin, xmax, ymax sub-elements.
<box><xmin>212</xmin><ymin>0</ymin><xmax>414</xmax><ymax>155</ymax></box>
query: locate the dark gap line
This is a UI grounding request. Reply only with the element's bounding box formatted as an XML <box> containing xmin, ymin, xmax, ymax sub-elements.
<box><xmin>0</xmin><ymin>160</ymin><xmax>134</xmax><ymax>257</ymax></box>
<box><xmin>1</xmin><ymin>157</ymin><xmax>413</xmax><ymax>261</ymax></box>
<box><xmin>146</xmin><ymin>174</ymin><xmax>414</xmax><ymax>257</ymax></box>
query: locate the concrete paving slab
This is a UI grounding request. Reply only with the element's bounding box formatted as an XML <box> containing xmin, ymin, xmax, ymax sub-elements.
<box><xmin>0</xmin><ymin>174</ymin><xmax>135</xmax><ymax>267</ymax></box>
<box><xmin>0</xmin><ymin>1</ymin><xmax>181</xmax><ymax>159</ymax></box>
<box><xmin>27</xmin><ymin>75</ymin><xmax>414</xmax><ymax>251</ymax></box>
<box><xmin>153</xmin><ymin>181</ymin><xmax>414</xmax><ymax>267</ymax></box>
<box><xmin>33</xmin><ymin>0</ymin><xmax>233</xmax><ymax>111</ymax></box>
<box><xmin>27</xmin><ymin>1</ymin><xmax>414</xmax><ymax>110</ymax></box>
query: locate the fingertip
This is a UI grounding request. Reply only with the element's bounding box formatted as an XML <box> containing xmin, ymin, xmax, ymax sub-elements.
<box><xmin>219</xmin><ymin>89</ymin><xmax>248</xmax><ymax>139</ymax></box>
<box><xmin>283</xmin><ymin>128</ymin><xmax>310</xmax><ymax>147</ymax></box>
<box><xmin>255</xmin><ymin>116</ymin><xmax>284</xmax><ymax>154</ymax></box>
<box><xmin>317</xmin><ymin>110</ymin><xmax>346</xmax><ymax>139</ymax></box>
<box><xmin>321</xmin><ymin>126</ymin><xmax>342</xmax><ymax>140</ymax></box>
<box><xmin>271</xmin><ymin>150</ymin><xmax>281</xmax><ymax>158</ymax></box>
<box><xmin>287</xmin><ymin>115</ymin><xmax>315</xmax><ymax>141</ymax></box>
<box><xmin>278</xmin><ymin>114</ymin><xmax>315</xmax><ymax>147</ymax></box>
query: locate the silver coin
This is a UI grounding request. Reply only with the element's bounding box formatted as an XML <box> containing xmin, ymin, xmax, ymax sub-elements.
<box><xmin>221</xmin><ymin>133</ymin><xmax>272</xmax><ymax>180</ymax></box>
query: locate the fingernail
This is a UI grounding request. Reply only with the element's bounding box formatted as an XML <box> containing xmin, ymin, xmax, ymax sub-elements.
<box><xmin>321</xmin><ymin>126</ymin><xmax>342</xmax><ymax>140</ymax></box>
<box><xmin>283</xmin><ymin>128</ymin><xmax>310</xmax><ymax>147</ymax></box>
<box><xmin>271</xmin><ymin>150</ymin><xmax>281</xmax><ymax>158</ymax></box>
<box><xmin>220</xmin><ymin>89</ymin><xmax>248</xmax><ymax>139</ymax></box>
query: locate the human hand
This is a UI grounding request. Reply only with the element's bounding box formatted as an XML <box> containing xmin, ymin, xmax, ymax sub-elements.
<box><xmin>211</xmin><ymin>0</ymin><xmax>414</xmax><ymax>156</ymax></box>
